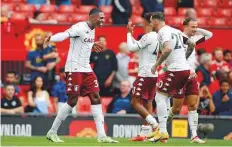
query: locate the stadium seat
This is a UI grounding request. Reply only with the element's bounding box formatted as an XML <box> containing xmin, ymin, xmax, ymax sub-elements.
<box><xmin>52</xmin><ymin>13</ymin><xmax>71</xmax><ymax>23</ymax></box>
<box><xmin>197</xmin><ymin>8</ymin><xmax>214</xmax><ymax>17</ymax></box>
<box><xmin>132</xmin><ymin>6</ymin><xmax>143</xmax><ymax>16</ymax></box>
<box><xmin>77</xmin><ymin>97</ymin><xmax>91</xmax><ymax>113</ymax></box>
<box><xmin>195</xmin><ymin>0</ymin><xmax>217</xmax><ymax>7</ymax></box>
<box><xmin>209</xmin><ymin>17</ymin><xmax>228</xmax><ymax>27</ymax></box>
<box><xmin>1</xmin><ymin>3</ymin><xmax>16</xmax><ymax>10</ymax></box>
<box><xmin>99</xmin><ymin>6</ymin><xmax>113</xmax><ymax>16</ymax></box>
<box><xmin>39</xmin><ymin>5</ymin><xmax>57</xmax><ymax>13</ymax></box>
<box><xmin>217</xmin><ymin>0</ymin><xmax>232</xmax><ymax>8</ymax></box>
<box><xmin>164</xmin><ymin>0</ymin><xmax>177</xmax><ymax>8</ymax></box>
<box><xmin>71</xmin><ymin>14</ymin><xmax>88</xmax><ymax>23</ymax></box>
<box><xmin>1</xmin><ymin>0</ymin><xmax>26</xmax><ymax>3</ymax></box>
<box><xmin>101</xmin><ymin>97</ymin><xmax>113</xmax><ymax>113</ymax></box>
<box><xmin>10</xmin><ymin>12</ymin><xmax>32</xmax><ymax>21</ymax></box>
<box><xmin>71</xmin><ymin>0</ymin><xmax>81</xmax><ymax>8</ymax></box>
<box><xmin>197</xmin><ymin>17</ymin><xmax>209</xmax><ymax>26</ymax></box>
<box><xmin>18</xmin><ymin>85</ymin><xmax>30</xmax><ymax>93</ymax></box>
<box><xmin>166</xmin><ymin>16</ymin><xmax>184</xmax><ymax>26</ymax></box>
<box><xmin>178</xmin><ymin>8</ymin><xmax>191</xmax><ymax>16</ymax></box>
<box><xmin>59</xmin><ymin>5</ymin><xmax>77</xmax><ymax>13</ymax></box>
<box><xmin>164</xmin><ymin>7</ymin><xmax>177</xmax><ymax>16</ymax></box>
<box><xmin>216</xmin><ymin>8</ymin><xmax>232</xmax><ymax>17</ymax></box>
<box><xmin>1</xmin><ymin>88</ymin><xmax>4</xmax><ymax>97</ymax></box>
<box><xmin>14</xmin><ymin>4</ymin><xmax>36</xmax><ymax>13</ymax></box>
<box><xmin>77</xmin><ymin>5</ymin><xmax>96</xmax><ymax>14</ymax></box>
<box><xmin>130</xmin><ymin>15</ymin><xmax>144</xmax><ymax>25</ymax></box>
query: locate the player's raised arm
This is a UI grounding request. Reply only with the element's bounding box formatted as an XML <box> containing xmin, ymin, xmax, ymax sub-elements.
<box><xmin>194</xmin><ymin>28</ymin><xmax>213</xmax><ymax>44</ymax></box>
<box><xmin>185</xmin><ymin>38</ymin><xmax>196</xmax><ymax>59</ymax></box>
<box><xmin>126</xmin><ymin>22</ymin><xmax>140</xmax><ymax>52</ymax></box>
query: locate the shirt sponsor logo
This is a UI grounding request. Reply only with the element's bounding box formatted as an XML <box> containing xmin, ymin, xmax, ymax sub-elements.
<box><xmin>84</xmin><ymin>38</ymin><xmax>94</xmax><ymax>43</ymax></box>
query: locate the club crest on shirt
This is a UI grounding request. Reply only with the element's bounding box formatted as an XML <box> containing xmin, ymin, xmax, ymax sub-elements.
<box><xmin>74</xmin><ymin>85</ymin><xmax>79</xmax><ymax>92</ymax></box>
<box><xmin>105</xmin><ymin>54</ymin><xmax>110</xmax><ymax>60</ymax></box>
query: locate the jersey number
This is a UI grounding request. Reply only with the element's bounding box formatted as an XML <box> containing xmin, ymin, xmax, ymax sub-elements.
<box><xmin>152</xmin><ymin>42</ymin><xmax>159</xmax><ymax>55</ymax></box>
<box><xmin>94</xmin><ymin>80</ymin><xmax>99</xmax><ymax>87</ymax></box>
<box><xmin>171</xmin><ymin>33</ymin><xmax>184</xmax><ymax>50</ymax></box>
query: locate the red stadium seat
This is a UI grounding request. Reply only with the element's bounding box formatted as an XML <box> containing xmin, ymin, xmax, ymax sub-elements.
<box><xmin>52</xmin><ymin>13</ymin><xmax>71</xmax><ymax>23</ymax></box>
<box><xmin>132</xmin><ymin>6</ymin><xmax>143</xmax><ymax>16</ymax></box>
<box><xmin>99</xmin><ymin>6</ymin><xmax>112</xmax><ymax>16</ymax></box>
<box><xmin>77</xmin><ymin>5</ymin><xmax>96</xmax><ymax>14</ymax></box>
<box><xmin>178</xmin><ymin>8</ymin><xmax>191</xmax><ymax>16</ymax></box>
<box><xmin>217</xmin><ymin>8</ymin><xmax>232</xmax><ymax>17</ymax></box>
<box><xmin>197</xmin><ymin>8</ymin><xmax>214</xmax><ymax>17</ymax></box>
<box><xmin>77</xmin><ymin>97</ymin><xmax>91</xmax><ymax>113</ymax></box>
<box><xmin>195</xmin><ymin>0</ymin><xmax>217</xmax><ymax>7</ymax></box>
<box><xmin>1</xmin><ymin>3</ymin><xmax>16</xmax><ymax>10</ymax></box>
<box><xmin>14</xmin><ymin>4</ymin><xmax>36</xmax><ymax>12</ymax></box>
<box><xmin>130</xmin><ymin>15</ymin><xmax>144</xmax><ymax>25</ymax></box>
<box><xmin>10</xmin><ymin>12</ymin><xmax>33</xmax><ymax>21</ymax></box>
<box><xmin>166</xmin><ymin>16</ymin><xmax>184</xmax><ymax>26</ymax></box>
<box><xmin>164</xmin><ymin>7</ymin><xmax>177</xmax><ymax>16</ymax></box>
<box><xmin>39</xmin><ymin>5</ymin><xmax>57</xmax><ymax>13</ymax></box>
<box><xmin>217</xmin><ymin>0</ymin><xmax>232</xmax><ymax>8</ymax></box>
<box><xmin>18</xmin><ymin>85</ymin><xmax>30</xmax><ymax>93</ymax></box>
<box><xmin>209</xmin><ymin>17</ymin><xmax>228</xmax><ymax>27</ymax></box>
<box><xmin>197</xmin><ymin>17</ymin><xmax>209</xmax><ymax>26</ymax></box>
<box><xmin>59</xmin><ymin>5</ymin><xmax>77</xmax><ymax>13</ymax></box>
<box><xmin>71</xmin><ymin>0</ymin><xmax>81</xmax><ymax>8</ymax></box>
<box><xmin>1</xmin><ymin>0</ymin><xmax>26</xmax><ymax>3</ymax></box>
<box><xmin>71</xmin><ymin>14</ymin><xmax>88</xmax><ymax>23</ymax></box>
<box><xmin>164</xmin><ymin>0</ymin><xmax>177</xmax><ymax>8</ymax></box>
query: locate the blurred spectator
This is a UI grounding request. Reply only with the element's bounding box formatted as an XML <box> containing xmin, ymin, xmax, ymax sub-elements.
<box><xmin>211</xmin><ymin>48</ymin><xmax>230</xmax><ymax>75</ymax></box>
<box><xmin>223</xmin><ymin>49</ymin><xmax>232</xmax><ymax>69</ymax></box>
<box><xmin>81</xmin><ymin>0</ymin><xmax>96</xmax><ymax>5</ymax></box>
<box><xmin>113</xmin><ymin>42</ymin><xmax>130</xmax><ymax>94</ymax></box>
<box><xmin>26</xmin><ymin>76</ymin><xmax>51</xmax><ymax>114</ymax></box>
<box><xmin>90</xmin><ymin>36</ymin><xmax>118</xmax><ymax>96</ymax></box>
<box><xmin>128</xmin><ymin>52</ymin><xmax>139</xmax><ymax>86</ymax></box>
<box><xmin>0</xmin><ymin>84</ymin><xmax>24</xmax><ymax>114</ymax></box>
<box><xmin>111</xmin><ymin>80</ymin><xmax>132</xmax><ymax>114</ymax></box>
<box><xmin>141</xmin><ymin>0</ymin><xmax>164</xmax><ymax>16</ymax></box>
<box><xmin>55</xmin><ymin>0</ymin><xmax>71</xmax><ymax>6</ymax></box>
<box><xmin>29</xmin><ymin>12</ymin><xmax>58</xmax><ymax>24</ymax></box>
<box><xmin>209</xmin><ymin>70</ymin><xmax>227</xmax><ymax>94</ymax></box>
<box><xmin>197</xmin><ymin>84</ymin><xmax>215</xmax><ymax>115</ymax></box>
<box><xmin>2</xmin><ymin>71</ymin><xmax>21</xmax><ymax>95</ymax></box>
<box><xmin>1</xmin><ymin>5</ymin><xmax>12</xmax><ymax>23</ymax></box>
<box><xmin>112</xmin><ymin>0</ymin><xmax>132</xmax><ymax>24</ymax></box>
<box><xmin>43</xmin><ymin>31</ymin><xmax>60</xmax><ymax>85</ymax></box>
<box><xmin>25</xmin><ymin>34</ymin><xmax>48</xmax><ymax>82</ymax></box>
<box><xmin>213</xmin><ymin>80</ymin><xmax>232</xmax><ymax>116</ymax></box>
<box><xmin>177</xmin><ymin>0</ymin><xmax>194</xmax><ymax>8</ymax></box>
<box><xmin>98</xmin><ymin>0</ymin><xmax>112</xmax><ymax>6</ymax></box>
<box><xmin>51</xmin><ymin>68</ymin><xmax>68</xmax><ymax>112</ymax></box>
<box><xmin>228</xmin><ymin>71</ymin><xmax>232</xmax><ymax>87</ymax></box>
<box><xmin>27</xmin><ymin>0</ymin><xmax>49</xmax><ymax>9</ymax></box>
<box><xmin>196</xmin><ymin>53</ymin><xmax>212</xmax><ymax>86</ymax></box>
<box><xmin>185</xmin><ymin>8</ymin><xmax>197</xmax><ymax>19</ymax></box>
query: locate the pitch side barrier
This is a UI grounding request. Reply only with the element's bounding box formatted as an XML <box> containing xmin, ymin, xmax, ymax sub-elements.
<box><xmin>1</xmin><ymin>114</ymin><xmax>232</xmax><ymax>139</ymax></box>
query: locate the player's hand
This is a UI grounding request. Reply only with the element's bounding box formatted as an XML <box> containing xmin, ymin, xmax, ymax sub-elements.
<box><xmin>127</xmin><ymin>21</ymin><xmax>135</xmax><ymax>34</ymax></box>
<box><xmin>189</xmin><ymin>70</ymin><xmax>197</xmax><ymax>79</ymax></box>
<box><xmin>117</xmin><ymin>110</ymin><xmax>126</xmax><ymax>114</ymax></box>
<box><xmin>44</xmin><ymin>36</ymin><xmax>51</xmax><ymax>48</ymax></box>
<box><xmin>37</xmin><ymin>67</ymin><xmax>48</xmax><ymax>73</ymax></box>
<box><xmin>151</xmin><ymin>65</ymin><xmax>158</xmax><ymax>74</ymax></box>
<box><xmin>93</xmin><ymin>42</ymin><xmax>103</xmax><ymax>53</ymax></box>
<box><xmin>104</xmin><ymin>78</ymin><xmax>112</xmax><ymax>87</ymax></box>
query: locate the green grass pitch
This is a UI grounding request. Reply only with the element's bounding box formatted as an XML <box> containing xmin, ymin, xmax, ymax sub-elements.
<box><xmin>1</xmin><ymin>136</ymin><xmax>232</xmax><ymax>146</ymax></box>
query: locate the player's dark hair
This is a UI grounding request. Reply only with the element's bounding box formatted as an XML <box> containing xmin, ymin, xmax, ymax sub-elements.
<box><xmin>223</xmin><ymin>49</ymin><xmax>231</xmax><ymax>56</ymax></box>
<box><xmin>220</xmin><ymin>79</ymin><xmax>230</xmax><ymax>86</ymax></box>
<box><xmin>89</xmin><ymin>8</ymin><xmax>103</xmax><ymax>16</ymax></box>
<box><xmin>183</xmin><ymin>17</ymin><xmax>197</xmax><ymax>25</ymax></box>
<box><xmin>151</xmin><ymin>12</ymin><xmax>165</xmax><ymax>21</ymax></box>
<box><xmin>144</xmin><ymin>12</ymin><xmax>153</xmax><ymax>23</ymax></box>
<box><xmin>7</xmin><ymin>71</ymin><xmax>16</xmax><ymax>75</ymax></box>
<box><xmin>30</xmin><ymin>76</ymin><xmax>45</xmax><ymax>98</ymax></box>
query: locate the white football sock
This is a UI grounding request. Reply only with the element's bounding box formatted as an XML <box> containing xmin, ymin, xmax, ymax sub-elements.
<box><xmin>50</xmin><ymin>103</ymin><xmax>72</xmax><ymax>134</ymax></box>
<box><xmin>166</xmin><ymin>97</ymin><xmax>171</xmax><ymax>114</ymax></box>
<box><xmin>155</xmin><ymin>92</ymin><xmax>168</xmax><ymax>133</ymax></box>
<box><xmin>145</xmin><ymin>114</ymin><xmax>158</xmax><ymax>129</ymax></box>
<box><xmin>91</xmin><ymin>104</ymin><xmax>106</xmax><ymax>138</ymax></box>
<box><xmin>188</xmin><ymin>110</ymin><xmax>198</xmax><ymax>137</ymax></box>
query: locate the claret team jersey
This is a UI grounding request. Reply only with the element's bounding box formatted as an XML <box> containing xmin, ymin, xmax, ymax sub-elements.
<box><xmin>137</xmin><ymin>32</ymin><xmax>159</xmax><ymax>77</ymax></box>
<box><xmin>65</xmin><ymin>22</ymin><xmax>95</xmax><ymax>72</ymax></box>
<box><xmin>158</xmin><ymin>25</ymin><xmax>190</xmax><ymax>71</ymax></box>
